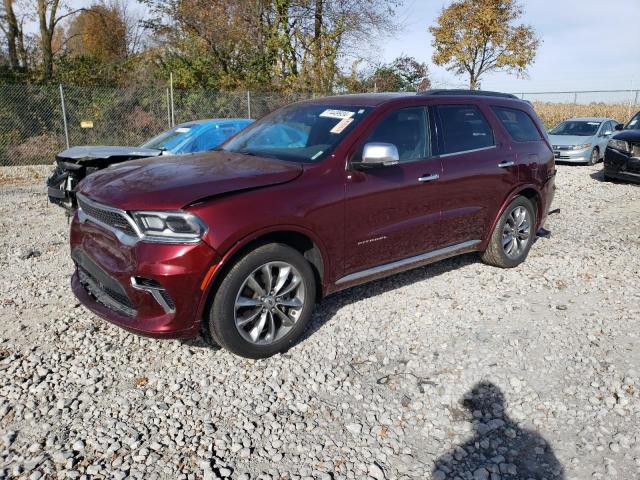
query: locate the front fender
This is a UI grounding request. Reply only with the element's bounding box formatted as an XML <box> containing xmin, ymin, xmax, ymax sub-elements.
<box><xmin>193</xmin><ymin>223</ymin><xmax>332</xmax><ymax>325</ymax></box>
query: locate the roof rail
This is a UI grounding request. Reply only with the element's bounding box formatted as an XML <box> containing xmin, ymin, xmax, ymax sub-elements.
<box><xmin>418</xmin><ymin>89</ymin><xmax>519</xmax><ymax>99</ymax></box>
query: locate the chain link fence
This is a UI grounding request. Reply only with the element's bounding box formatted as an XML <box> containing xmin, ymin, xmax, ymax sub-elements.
<box><xmin>1</xmin><ymin>85</ymin><xmax>639</xmax><ymax>167</ymax></box>
<box><xmin>0</xmin><ymin>85</ymin><xmax>316</xmax><ymax>167</ymax></box>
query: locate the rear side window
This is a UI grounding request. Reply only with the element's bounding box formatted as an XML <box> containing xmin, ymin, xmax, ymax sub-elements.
<box><xmin>492</xmin><ymin>106</ymin><xmax>541</xmax><ymax>142</ymax></box>
<box><xmin>436</xmin><ymin>105</ymin><xmax>494</xmax><ymax>155</ymax></box>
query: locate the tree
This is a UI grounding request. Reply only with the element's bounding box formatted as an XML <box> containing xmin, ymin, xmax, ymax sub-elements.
<box><xmin>65</xmin><ymin>3</ymin><xmax>127</xmax><ymax>61</ymax></box>
<box><xmin>340</xmin><ymin>56</ymin><xmax>430</xmax><ymax>93</ymax></box>
<box><xmin>36</xmin><ymin>0</ymin><xmax>83</xmax><ymax>81</ymax></box>
<box><xmin>429</xmin><ymin>0</ymin><xmax>539</xmax><ymax>90</ymax></box>
<box><xmin>141</xmin><ymin>0</ymin><xmax>402</xmax><ymax>92</ymax></box>
<box><xmin>0</xmin><ymin>0</ymin><xmax>28</xmax><ymax>71</ymax></box>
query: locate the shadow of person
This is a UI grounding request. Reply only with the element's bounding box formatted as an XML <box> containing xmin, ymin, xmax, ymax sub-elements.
<box><xmin>432</xmin><ymin>382</ymin><xmax>564</xmax><ymax>480</ymax></box>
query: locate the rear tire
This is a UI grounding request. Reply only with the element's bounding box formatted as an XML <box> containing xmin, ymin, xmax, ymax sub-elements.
<box><xmin>206</xmin><ymin>243</ymin><xmax>316</xmax><ymax>359</ymax></box>
<box><xmin>482</xmin><ymin>196</ymin><xmax>536</xmax><ymax>268</ymax></box>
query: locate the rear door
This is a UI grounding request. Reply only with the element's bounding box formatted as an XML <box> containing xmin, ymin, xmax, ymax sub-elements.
<box><xmin>433</xmin><ymin>103</ymin><xmax>519</xmax><ymax>246</ymax></box>
<box><xmin>344</xmin><ymin>105</ymin><xmax>443</xmax><ymax>274</ymax></box>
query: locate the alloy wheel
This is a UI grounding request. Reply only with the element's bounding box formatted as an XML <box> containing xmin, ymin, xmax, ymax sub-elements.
<box><xmin>501</xmin><ymin>206</ymin><xmax>531</xmax><ymax>259</ymax></box>
<box><xmin>234</xmin><ymin>261</ymin><xmax>305</xmax><ymax>345</ymax></box>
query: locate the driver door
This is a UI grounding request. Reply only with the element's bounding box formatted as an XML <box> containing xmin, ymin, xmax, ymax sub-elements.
<box><xmin>344</xmin><ymin>106</ymin><xmax>443</xmax><ymax>275</ymax></box>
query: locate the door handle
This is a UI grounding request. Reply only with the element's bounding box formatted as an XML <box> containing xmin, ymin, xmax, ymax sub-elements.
<box><xmin>498</xmin><ymin>161</ymin><xmax>515</xmax><ymax>168</ymax></box>
<box><xmin>418</xmin><ymin>174</ymin><xmax>439</xmax><ymax>183</ymax></box>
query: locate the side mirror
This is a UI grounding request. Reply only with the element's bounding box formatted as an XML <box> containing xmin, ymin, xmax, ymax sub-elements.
<box><xmin>602</xmin><ymin>130</ymin><xmax>612</xmax><ymax>136</ymax></box>
<box><xmin>354</xmin><ymin>142</ymin><xmax>400</xmax><ymax>169</ymax></box>
<box><xmin>614</xmin><ymin>123</ymin><xmax>624</xmax><ymax>131</ymax></box>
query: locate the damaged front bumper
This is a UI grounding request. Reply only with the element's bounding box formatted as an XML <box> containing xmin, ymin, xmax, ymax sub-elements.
<box><xmin>46</xmin><ymin>160</ymin><xmax>98</xmax><ymax>211</ymax></box>
<box><xmin>604</xmin><ymin>147</ymin><xmax>640</xmax><ymax>183</ymax></box>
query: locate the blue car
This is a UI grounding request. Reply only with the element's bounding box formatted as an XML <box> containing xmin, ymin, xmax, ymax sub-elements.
<box><xmin>141</xmin><ymin>118</ymin><xmax>254</xmax><ymax>154</ymax></box>
<box><xmin>47</xmin><ymin>118</ymin><xmax>253</xmax><ymax>210</ymax></box>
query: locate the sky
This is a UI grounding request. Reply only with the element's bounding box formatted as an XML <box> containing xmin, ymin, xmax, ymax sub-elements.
<box><xmin>382</xmin><ymin>0</ymin><xmax>640</xmax><ymax>97</ymax></box>
<box><xmin>32</xmin><ymin>0</ymin><xmax>640</xmax><ymax>101</ymax></box>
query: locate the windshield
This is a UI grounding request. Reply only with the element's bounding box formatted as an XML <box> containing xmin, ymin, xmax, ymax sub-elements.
<box><xmin>549</xmin><ymin>120</ymin><xmax>601</xmax><ymax>136</ymax></box>
<box><xmin>624</xmin><ymin>112</ymin><xmax>640</xmax><ymax>130</ymax></box>
<box><xmin>222</xmin><ymin>103</ymin><xmax>371</xmax><ymax>162</ymax></box>
<box><xmin>141</xmin><ymin>124</ymin><xmax>198</xmax><ymax>151</ymax></box>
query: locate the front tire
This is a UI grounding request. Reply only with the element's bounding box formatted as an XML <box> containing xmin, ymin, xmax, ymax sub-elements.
<box><xmin>588</xmin><ymin>147</ymin><xmax>599</xmax><ymax>165</ymax></box>
<box><xmin>207</xmin><ymin>243</ymin><xmax>316</xmax><ymax>359</ymax></box>
<box><xmin>481</xmin><ymin>196</ymin><xmax>536</xmax><ymax>268</ymax></box>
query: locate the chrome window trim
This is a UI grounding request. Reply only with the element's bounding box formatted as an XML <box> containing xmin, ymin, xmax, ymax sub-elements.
<box><xmin>336</xmin><ymin>239</ymin><xmax>480</xmax><ymax>285</ymax></box>
<box><xmin>438</xmin><ymin>145</ymin><xmax>496</xmax><ymax>158</ymax></box>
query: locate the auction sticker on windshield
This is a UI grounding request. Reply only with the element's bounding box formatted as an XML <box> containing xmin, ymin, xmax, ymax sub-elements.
<box><xmin>320</xmin><ymin>109</ymin><xmax>355</xmax><ymax>119</ymax></box>
<box><xmin>330</xmin><ymin>117</ymin><xmax>354</xmax><ymax>134</ymax></box>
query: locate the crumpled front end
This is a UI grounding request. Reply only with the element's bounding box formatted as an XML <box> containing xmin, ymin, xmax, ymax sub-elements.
<box><xmin>47</xmin><ymin>146</ymin><xmax>163</xmax><ymax>211</ymax></box>
<box><xmin>70</xmin><ymin>204</ymin><xmax>220</xmax><ymax>339</ymax></box>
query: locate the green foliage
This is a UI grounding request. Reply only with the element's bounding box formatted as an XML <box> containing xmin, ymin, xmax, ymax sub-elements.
<box><xmin>340</xmin><ymin>56</ymin><xmax>430</xmax><ymax>93</ymax></box>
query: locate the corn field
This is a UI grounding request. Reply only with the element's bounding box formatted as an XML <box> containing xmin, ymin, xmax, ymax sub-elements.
<box><xmin>531</xmin><ymin>102</ymin><xmax>638</xmax><ymax>129</ymax></box>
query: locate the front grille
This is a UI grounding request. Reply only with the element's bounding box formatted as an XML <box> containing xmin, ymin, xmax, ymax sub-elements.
<box><xmin>78</xmin><ymin>266</ymin><xmax>136</xmax><ymax>317</ymax></box>
<box><xmin>72</xmin><ymin>249</ymin><xmax>136</xmax><ymax>317</ymax></box>
<box><xmin>77</xmin><ymin>196</ymin><xmax>137</xmax><ymax>236</ymax></box>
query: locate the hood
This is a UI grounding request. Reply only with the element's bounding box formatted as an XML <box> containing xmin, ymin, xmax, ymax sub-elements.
<box><xmin>57</xmin><ymin>146</ymin><xmax>163</xmax><ymax>162</ymax></box>
<box><xmin>548</xmin><ymin>135</ymin><xmax>594</xmax><ymax>147</ymax></box>
<box><xmin>611</xmin><ymin>130</ymin><xmax>640</xmax><ymax>142</ymax></box>
<box><xmin>78</xmin><ymin>151</ymin><xmax>303</xmax><ymax>210</ymax></box>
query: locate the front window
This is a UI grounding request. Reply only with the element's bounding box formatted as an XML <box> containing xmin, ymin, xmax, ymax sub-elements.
<box><xmin>624</xmin><ymin>113</ymin><xmax>640</xmax><ymax>130</ymax></box>
<box><xmin>363</xmin><ymin>106</ymin><xmax>429</xmax><ymax>163</ymax></box>
<box><xmin>549</xmin><ymin>121</ymin><xmax>600</xmax><ymax>136</ymax></box>
<box><xmin>141</xmin><ymin>124</ymin><xmax>199</xmax><ymax>151</ymax></box>
<box><xmin>222</xmin><ymin>103</ymin><xmax>371</xmax><ymax>162</ymax></box>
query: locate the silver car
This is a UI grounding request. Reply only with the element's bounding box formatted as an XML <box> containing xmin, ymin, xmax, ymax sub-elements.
<box><xmin>549</xmin><ymin>117</ymin><xmax>620</xmax><ymax>165</ymax></box>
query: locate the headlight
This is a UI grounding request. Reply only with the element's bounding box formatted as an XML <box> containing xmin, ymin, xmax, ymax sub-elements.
<box><xmin>569</xmin><ymin>143</ymin><xmax>591</xmax><ymax>150</ymax></box>
<box><xmin>131</xmin><ymin>211</ymin><xmax>206</xmax><ymax>243</ymax></box>
<box><xmin>608</xmin><ymin>139</ymin><xmax>630</xmax><ymax>153</ymax></box>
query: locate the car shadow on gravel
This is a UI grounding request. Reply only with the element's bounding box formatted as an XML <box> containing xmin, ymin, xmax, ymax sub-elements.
<box><xmin>590</xmin><ymin>169</ymin><xmax>608</xmax><ymax>182</ymax></box>
<box><xmin>300</xmin><ymin>252</ymin><xmax>479</xmax><ymax>345</ymax></box>
<box><xmin>432</xmin><ymin>381</ymin><xmax>565</xmax><ymax>480</ymax></box>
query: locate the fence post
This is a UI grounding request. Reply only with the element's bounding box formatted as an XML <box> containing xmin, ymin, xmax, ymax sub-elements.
<box><xmin>247</xmin><ymin>91</ymin><xmax>251</xmax><ymax>119</ymax></box>
<box><xmin>170</xmin><ymin>73</ymin><xmax>175</xmax><ymax>127</ymax></box>
<box><xmin>631</xmin><ymin>90</ymin><xmax>639</xmax><ymax>118</ymax></box>
<box><xmin>573</xmin><ymin>91</ymin><xmax>578</xmax><ymax>116</ymax></box>
<box><xmin>59</xmin><ymin>84</ymin><xmax>70</xmax><ymax>149</ymax></box>
<box><xmin>166</xmin><ymin>88</ymin><xmax>171</xmax><ymax>128</ymax></box>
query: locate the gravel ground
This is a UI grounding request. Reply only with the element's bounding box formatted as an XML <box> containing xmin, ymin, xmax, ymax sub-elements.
<box><xmin>1</xmin><ymin>164</ymin><xmax>639</xmax><ymax>480</ymax></box>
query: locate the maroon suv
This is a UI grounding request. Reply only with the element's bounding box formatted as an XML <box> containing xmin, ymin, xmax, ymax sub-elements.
<box><xmin>70</xmin><ymin>90</ymin><xmax>556</xmax><ymax>358</ymax></box>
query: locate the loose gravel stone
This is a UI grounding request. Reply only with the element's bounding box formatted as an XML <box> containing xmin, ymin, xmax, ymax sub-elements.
<box><xmin>1</xmin><ymin>164</ymin><xmax>639</xmax><ymax>479</ymax></box>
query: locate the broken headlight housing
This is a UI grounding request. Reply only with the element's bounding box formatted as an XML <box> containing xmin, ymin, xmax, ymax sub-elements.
<box><xmin>131</xmin><ymin>211</ymin><xmax>207</xmax><ymax>243</ymax></box>
<box><xmin>607</xmin><ymin>139</ymin><xmax>630</xmax><ymax>153</ymax></box>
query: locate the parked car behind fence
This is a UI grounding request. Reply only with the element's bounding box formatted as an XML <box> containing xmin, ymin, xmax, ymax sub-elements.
<box><xmin>46</xmin><ymin>118</ymin><xmax>253</xmax><ymax>211</ymax></box>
